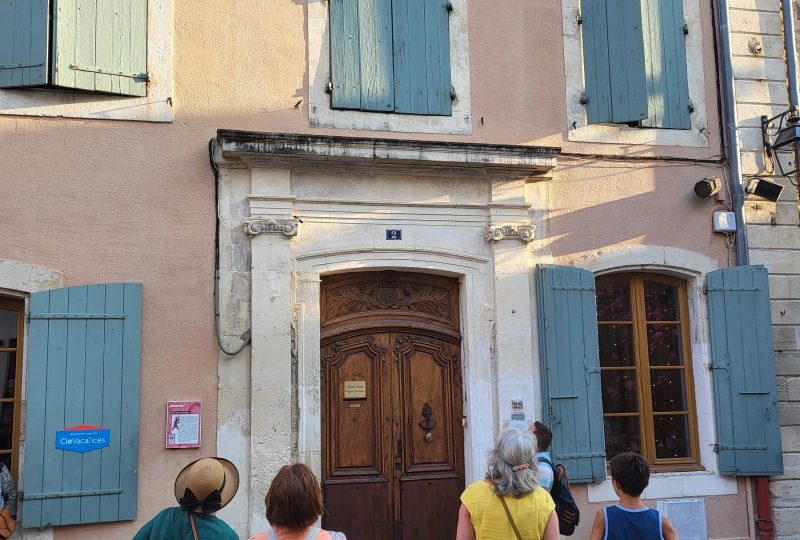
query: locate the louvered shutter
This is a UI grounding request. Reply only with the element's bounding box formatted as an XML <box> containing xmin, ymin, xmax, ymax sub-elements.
<box><xmin>0</xmin><ymin>0</ymin><xmax>49</xmax><ymax>88</ymax></box>
<box><xmin>53</xmin><ymin>0</ymin><xmax>148</xmax><ymax>96</ymax></box>
<box><xmin>707</xmin><ymin>267</ymin><xmax>783</xmax><ymax>476</ymax></box>
<box><xmin>392</xmin><ymin>0</ymin><xmax>452</xmax><ymax>115</ymax></box>
<box><xmin>641</xmin><ymin>0</ymin><xmax>691</xmax><ymax>129</ymax></box>
<box><xmin>536</xmin><ymin>265</ymin><xmax>606</xmax><ymax>483</ymax></box>
<box><xmin>580</xmin><ymin>0</ymin><xmax>648</xmax><ymax>124</ymax></box>
<box><xmin>330</xmin><ymin>0</ymin><xmax>395</xmax><ymax>112</ymax></box>
<box><xmin>23</xmin><ymin>283</ymin><xmax>142</xmax><ymax>527</ymax></box>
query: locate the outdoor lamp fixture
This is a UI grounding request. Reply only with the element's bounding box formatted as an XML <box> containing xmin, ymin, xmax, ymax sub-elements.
<box><xmin>746</xmin><ymin>177</ymin><xmax>784</xmax><ymax>203</ymax></box>
<box><xmin>761</xmin><ymin>109</ymin><xmax>800</xmax><ymax>181</ymax></box>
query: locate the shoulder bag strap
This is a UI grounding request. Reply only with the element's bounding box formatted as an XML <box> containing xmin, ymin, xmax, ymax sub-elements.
<box><xmin>188</xmin><ymin>512</ymin><xmax>200</xmax><ymax>540</ymax></box>
<box><xmin>498</xmin><ymin>495</ymin><xmax>523</xmax><ymax>540</ymax></box>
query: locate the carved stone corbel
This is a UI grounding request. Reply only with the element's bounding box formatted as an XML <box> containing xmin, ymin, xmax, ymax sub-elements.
<box><xmin>243</xmin><ymin>217</ymin><xmax>299</xmax><ymax>237</ymax></box>
<box><xmin>483</xmin><ymin>225</ymin><xmax>535</xmax><ymax>243</ymax></box>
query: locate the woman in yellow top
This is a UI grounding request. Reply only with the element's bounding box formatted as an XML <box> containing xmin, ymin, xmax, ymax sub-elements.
<box><xmin>457</xmin><ymin>429</ymin><xmax>559</xmax><ymax>540</ymax></box>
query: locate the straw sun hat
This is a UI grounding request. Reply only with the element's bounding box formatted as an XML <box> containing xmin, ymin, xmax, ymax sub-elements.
<box><xmin>174</xmin><ymin>457</ymin><xmax>239</xmax><ymax>514</ymax></box>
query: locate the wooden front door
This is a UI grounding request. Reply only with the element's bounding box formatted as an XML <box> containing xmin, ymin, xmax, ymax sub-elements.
<box><xmin>321</xmin><ymin>272</ymin><xmax>464</xmax><ymax>540</ymax></box>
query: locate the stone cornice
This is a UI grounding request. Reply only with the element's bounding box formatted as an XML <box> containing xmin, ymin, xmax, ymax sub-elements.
<box><xmin>216</xmin><ymin>131</ymin><xmax>558</xmax><ymax>172</ymax></box>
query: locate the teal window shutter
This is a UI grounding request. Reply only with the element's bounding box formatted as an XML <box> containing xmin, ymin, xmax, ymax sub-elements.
<box><xmin>707</xmin><ymin>266</ymin><xmax>783</xmax><ymax>476</ymax></box>
<box><xmin>392</xmin><ymin>0</ymin><xmax>452</xmax><ymax>115</ymax></box>
<box><xmin>641</xmin><ymin>0</ymin><xmax>691</xmax><ymax>129</ymax></box>
<box><xmin>536</xmin><ymin>265</ymin><xmax>606</xmax><ymax>483</ymax></box>
<box><xmin>0</xmin><ymin>0</ymin><xmax>147</xmax><ymax>96</ymax></box>
<box><xmin>23</xmin><ymin>283</ymin><xmax>142</xmax><ymax>527</ymax></box>
<box><xmin>53</xmin><ymin>0</ymin><xmax>148</xmax><ymax>97</ymax></box>
<box><xmin>330</xmin><ymin>0</ymin><xmax>395</xmax><ymax>112</ymax></box>
<box><xmin>0</xmin><ymin>0</ymin><xmax>49</xmax><ymax>88</ymax></box>
<box><xmin>580</xmin><ymin>0</ymin><xmax>648</xmax><ymax>124</ymax></box>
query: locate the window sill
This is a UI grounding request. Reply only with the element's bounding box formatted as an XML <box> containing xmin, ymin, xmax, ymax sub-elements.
<box><xmin>586</xmin><ymin>470</ymin><xmax>738</xmax><ymax>502</ymax></box>
<box><xmin>566</xmin><ymin>121</ymin><xmax>709</xmax><ymax>148</ymax></box>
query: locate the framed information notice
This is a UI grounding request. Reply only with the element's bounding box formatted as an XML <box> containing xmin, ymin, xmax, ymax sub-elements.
<box><xmin>166</xmin><ymin>401</ymin><xmax>202</xmax><ymax>449</ymax></box>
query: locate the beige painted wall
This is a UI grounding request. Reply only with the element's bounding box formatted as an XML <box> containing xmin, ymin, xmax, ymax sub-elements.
<box><xmin>0</xmin><ymin>0</ymin><xmax>740</xmax><ymax>538</ymax></box>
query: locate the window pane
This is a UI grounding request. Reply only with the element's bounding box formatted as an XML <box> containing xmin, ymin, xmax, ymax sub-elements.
<box><xmin>604</xmin><ymin>416</ymin><xmax>642</xmax><ymax>459</ymax></box>
<box><xmin>646</xmin><ymin>324</ymin><xmax>684</xmax><ymax>366</ymax></box>
<box><xmin>654</xmin><ymin>415</ymin><xmax>691</xmax><ymax>459</ymax></box>
<box><xmin>596</xmin><ymin>281</ymin><xmax>632</xmax><ymax>321</ymax></box>
<box><xmin>599</xmin><ymin>325</ymin><xmax>636</xmax><ymax>367</ymax></box>
<box><xmin>644</xmin><ymin>281</ymin><xmax>679</xmax><ymax>321</ymax></box>
<box><xmin>601</xmin><ymin>370</ymin><xmax>639</xmax><ymax>413</ymax></box>
<box><xmin>0</xmin><ymin>310</ymin><xmax>18</xmax><ymax>349</ymax></box>
<box><xmin>650</xmin><ymin>369</ymin><xmax>687</xmax><ymax>412</ymax></box>
<box><xmin>0</xmin><ymin>353</ymin><xmax>16</xmax><ymax>399</ymax></box>
<box><xmin>0</xmin><ymin>454</ymin><xmax>10</xmax><ymax>472</ymax></box>
<box><xmin>0</xmin><ymin>403</ymin><xmax>13</xmax><ymax>450</ymax></box>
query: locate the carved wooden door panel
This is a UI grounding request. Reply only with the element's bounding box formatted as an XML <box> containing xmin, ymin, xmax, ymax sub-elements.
<box><xmin>321</xmin><ymin>272</ymin><xmax>463</xmax><ymax>540</ymax></box>
<box><xmin>322</xmin><ymin>332</ymin><xmax>463</xmax><ymax>540</ymax></box>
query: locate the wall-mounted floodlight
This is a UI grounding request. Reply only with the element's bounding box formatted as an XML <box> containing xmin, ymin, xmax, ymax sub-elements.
<box><xmin>746</xmin><ymin>177</ymin><xmax>785</xmax><ymax>203</ymax></box>
<box><xmin>694</xmin><ymin>177</ymin><xmax>722</xmax><ymax>199</ymax></box>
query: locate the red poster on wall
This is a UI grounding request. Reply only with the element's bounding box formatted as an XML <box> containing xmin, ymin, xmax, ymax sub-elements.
<box><xmin>166</xmin><ymin>401</ymin><xmax>202</xmax><ymax>449</ymax></box>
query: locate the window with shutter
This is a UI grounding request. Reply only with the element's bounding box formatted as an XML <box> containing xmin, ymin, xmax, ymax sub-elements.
<box><xmin>595</xmin><ymin>273</ymin><xmax>700</xmax><ymax>470</ymax></box>
<box><xmin>579</xmin><ymin>0</ymin><xmax>690</xmax><ymax>129</ymax></box>
<box><xmin>0</xmin><ymin>298</ymin><xmax>24</xmax><ymax>483</ymax></box>
<box><xmin>329</xmin><ymin>0</ymin><xmax>452</xmax><ymax>116</ymax></box>
<box><xmin>536</xmin><ymin>265</ymin><xmax>606</xmax><ymax>483</ymax></box>
<box><xmin>23</xmin><ymin>283</ymin><xmax>142</xmax><ymax>527</ymax></box>
<box><xmin>707</xmin><ymin>266</ymin><xmax>783</xmax><ymax>476</ymax></box>
<box><xmin>0</xmin><ymin>0</ymin><xmax>148</xmax><ymax>97</ymax></box>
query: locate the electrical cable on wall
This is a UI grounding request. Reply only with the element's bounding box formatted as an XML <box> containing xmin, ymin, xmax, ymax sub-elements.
<box><xmin>209</xmin><ymin>138</ymin><xmax>252</xmax><ymax>356</ymax></box>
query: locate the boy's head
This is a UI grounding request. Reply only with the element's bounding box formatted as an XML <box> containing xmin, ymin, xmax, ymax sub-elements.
<box><xmin>531</xmin><ymin>421</ymin><xmax>552</xmax><ymax>452</ymax></box>
<box><xmin>609</xmin><ymin>452</ymin><xmax>650</xmax><ymax>497</ymax></box>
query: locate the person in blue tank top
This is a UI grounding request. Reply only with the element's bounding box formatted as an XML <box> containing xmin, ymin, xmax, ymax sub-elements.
<box><xmin>588</xmin><ymin>452</ymin><xmax>678</xmax><ymax>540</ymax></box>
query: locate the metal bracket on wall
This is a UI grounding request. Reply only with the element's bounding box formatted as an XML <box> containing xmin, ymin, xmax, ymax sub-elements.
<box><xmin>69</xmin><ymin>64</ymin><xmax>151</xmax><ymax>81</ymax></box>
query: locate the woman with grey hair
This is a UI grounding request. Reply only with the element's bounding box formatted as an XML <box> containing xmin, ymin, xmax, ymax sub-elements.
<box><xmin>456</xmin><ymin>429</ymin><xmax>559</xmax><ymax>540</ymax></box>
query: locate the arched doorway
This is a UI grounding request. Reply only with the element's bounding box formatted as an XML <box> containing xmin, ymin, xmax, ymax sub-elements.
<box><xmin>320</xmin><ymin>271</ymin><xmax>464</xmax><ymax>540</ymax></box>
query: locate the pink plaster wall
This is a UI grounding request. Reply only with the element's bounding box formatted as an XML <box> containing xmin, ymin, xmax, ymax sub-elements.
<box><xmin>0</xmin><ymin>0</ymin><xmax>735</xmax><ymax>537</ymax></box>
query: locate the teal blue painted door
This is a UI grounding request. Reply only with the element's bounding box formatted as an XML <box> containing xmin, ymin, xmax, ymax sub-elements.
<box><xmin>707</xmin><ymin>266</ymin><xmax>783</xmax><ymax>476</ymax></box>
<box><xmin>329</xmin><ymin>0</ymin><xmax>452</xmax><ymax>115</ymax></box>
<box><xmin>0</xmin><ymin>0</ymin><xmax>50</xmax><ymax>88</ymax></box>
<box><xmin>581</xmin><ymin>0</ymin><xmax>648</xmax><ymax>124</ymax></box>
<box><xmin>537</xmin><ymin>265</ymin><xmax>606</xmax><ymax>483</ymax></box>
<box><xmin>641</xmin><ymin>0</ymin><xmax>691</xmax><ymax>129</ymax></box>
<box><xmin>23</xmin><ymin>283</ymin><xmax>142</xmax><ymax>527</ymax></box>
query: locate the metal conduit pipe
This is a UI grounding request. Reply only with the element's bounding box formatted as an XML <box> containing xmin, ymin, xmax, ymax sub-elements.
<box><xmin>783</xmin><ymin>0</ymin><xmax>800</xmax><ymax>111</ymax></box>
<box><xmin>716</xmin><ymin>0</ymin><xmax>749</xmax><ymax>265</ymax></box>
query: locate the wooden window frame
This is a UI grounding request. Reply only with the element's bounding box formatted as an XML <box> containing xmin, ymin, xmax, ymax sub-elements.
<box><xmin>0</xmin><ymin>297</ymin><xmax>24</xmax><ymax>481</ymax></box>
<box><xmin>596</xmin><ymin>273</ymin><xmax>700</xmax><ymax>471</ymax></box>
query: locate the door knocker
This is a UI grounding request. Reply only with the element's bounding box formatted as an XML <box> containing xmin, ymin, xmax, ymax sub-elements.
<box><xmin>418</xmin><ymin>402</ymin><xmax>438</xmax><ymax>431</ymax></box>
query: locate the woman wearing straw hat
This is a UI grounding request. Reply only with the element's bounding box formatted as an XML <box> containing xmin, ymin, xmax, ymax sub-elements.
<box><xmin>133</xmin><ymin>457</ymin><xmax>239</xmax><ymax>540</ymax></box>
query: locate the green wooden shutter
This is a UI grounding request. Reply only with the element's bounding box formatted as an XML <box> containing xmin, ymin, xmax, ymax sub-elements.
<box><xmin>330</xmin><ymin>0</ymin><xmax>394</xmax><ymax>112</ymax></box>
<box><xmin>0</xmin><ymin>0</ymin><xmax>50</xmax><ymax>88</ymax></box>
<box><xmin>392</xmin><ymin>0</ymin><xmax>452</xmax><ymax>115</ymax></box>
<box><xmin>641</xmin><ymin>0</ymin><xmax>691</xmax><ymax>129</ymax></box>
<box><xmin>707</xmin><ymin>266</ymin><xmax>783</xmax><ymax>476</ymax></box>
<box><xmin>52</xmin><ymin>0</ymin><xmax>148</xmax><ymax>96</ymax></box>
<box><xmin>536</xmin><ymin>265</ymin><xmax>606</xmax><ymax>483</ymax></box>
<box><xmin>581</xmin><ymin>0</ymin><xmax>648</xmax><ymax>124</ymax></box>
<box><xmin>23</xmin><ymin>283</ymin><xmax>142</xmax><ymax>527</ymax></box>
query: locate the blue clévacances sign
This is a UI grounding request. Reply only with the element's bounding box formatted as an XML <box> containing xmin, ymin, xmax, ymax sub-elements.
<box><xmin>55</xmin><ymin>425</ymin><xmax>111</xmax><ymax>453</ymax></box>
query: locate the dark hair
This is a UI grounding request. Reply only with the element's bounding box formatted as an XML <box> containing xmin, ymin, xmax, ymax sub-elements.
<box><xmin>265</xmin><ymin>463</ymin><xmax>324</xmax><ymax>532</ymax></box>
<box><xmin>609</xmin><ymin>452</ymin><xmax>650</xmax><ymax>497</ymax></box>
<box><xmin>533</xmin><ymin>421</ymin><xmax>552</xmax><ymax>451</ymax></box>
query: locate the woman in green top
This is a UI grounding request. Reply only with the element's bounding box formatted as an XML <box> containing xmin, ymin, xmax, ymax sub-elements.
<box><xmin>133</xmin><ymin>456</ymin><xmax>240</xmax><ymax>540</ymax></box>
<box><xmin>457</xmin><ymin>429</ymin><xmax>559</xmax><ymax>540</ymax></box>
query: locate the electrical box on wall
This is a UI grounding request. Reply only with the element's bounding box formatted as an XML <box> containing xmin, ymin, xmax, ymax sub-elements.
<box><xmin>713</xmin><ymin>211</ymin><xmax>737</xmax><ymax>233</ymax></box>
